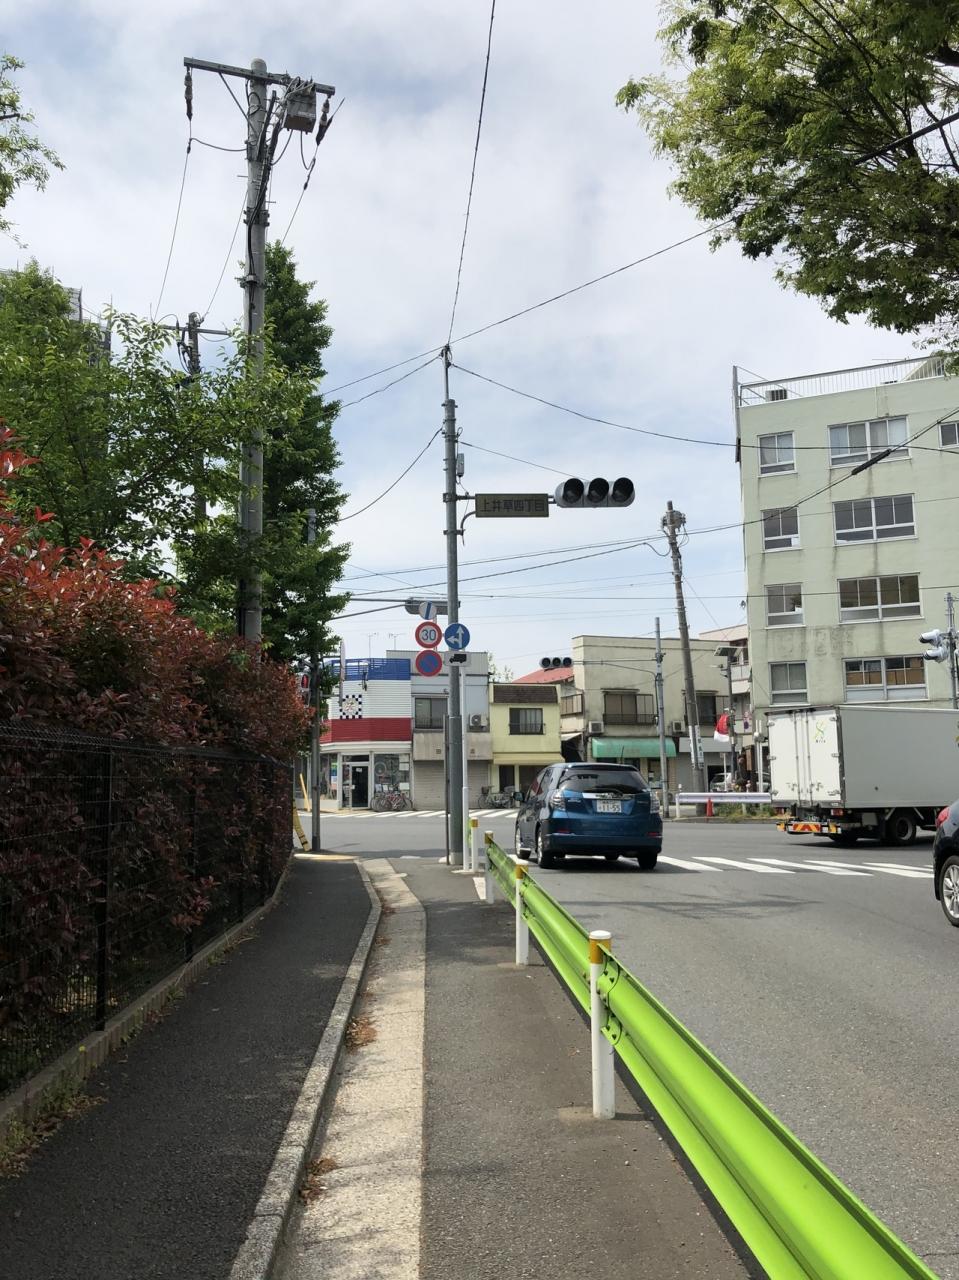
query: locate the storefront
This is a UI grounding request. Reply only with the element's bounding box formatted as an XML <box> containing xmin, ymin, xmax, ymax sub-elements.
<box><xmin>323</xmin><ymin>748</ymin><xmax>412</xmax><ymax>809</ymax></box>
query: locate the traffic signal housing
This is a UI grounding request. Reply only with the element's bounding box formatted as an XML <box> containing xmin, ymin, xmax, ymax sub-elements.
<box><xmin>540</xmin><ymin>657</ymin><xmax>573</xmax><ymax>669</ymax></box>
<box><xmin>920</xmin><ymin>629</ymin><xmax>951</xmax><ymax>662</ymax></box>
<box><xmin>554</xmin><ymin>477</ymin><xmax>635</xmax><ymax>508</ymax></box>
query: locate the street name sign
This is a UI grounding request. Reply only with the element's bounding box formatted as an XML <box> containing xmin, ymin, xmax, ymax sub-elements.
<box><xmin>444</xmin><ymin>622</ymin><xmax>471</xmax><ymax>651</ymax></box>
<box><xmin>475</xmin><ymin>493</ymin><xmax>549</xmax><ymax>518</ymax></box>
<box><xmin>415</xmin><ymin>620</ymin><xmax>442</xmax><ymax>648</ymax></box>
<box><xmin>415</xmin><ymin>649</ymin><xmax>443</xmax><ymax>677</ymax></box>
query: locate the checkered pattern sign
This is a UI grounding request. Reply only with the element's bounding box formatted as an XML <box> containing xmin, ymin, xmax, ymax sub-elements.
<box><xmin>339</xmin><ymin>693</ymin><xmax>364</xmax><ymax>719</ymax></box>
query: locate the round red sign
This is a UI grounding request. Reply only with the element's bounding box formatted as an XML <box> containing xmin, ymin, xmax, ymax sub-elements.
<box><xmin>415</xmin><ymin>649</ymin><xmax>443</xmax><ymax>677</ymax></box>
<box><xmin>415</xmin><ymin>620</ymin><xmax>442</xmax><ymax>648</ymax></box>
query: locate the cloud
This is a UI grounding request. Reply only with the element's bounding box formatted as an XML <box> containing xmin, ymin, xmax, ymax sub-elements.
<box><xmin>3</xmin><ymin>0</ymin><xmax>896</xmax><ymax>671</ymax></box>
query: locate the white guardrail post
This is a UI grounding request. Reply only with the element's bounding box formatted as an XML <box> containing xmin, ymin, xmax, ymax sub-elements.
<box><xmin>589</xmin><ymin>929</ymin><xmax>615</xmax><ymax>1119</ymax></box>
<box><xmin>514</xmin><ymin>859</ymin><xmax>529</xmax><ymax>965</ymax></box>
<box><xmin>483</xmin><ymin>830</ymin><xmax>495</xmax><ymax>903</ymax></box>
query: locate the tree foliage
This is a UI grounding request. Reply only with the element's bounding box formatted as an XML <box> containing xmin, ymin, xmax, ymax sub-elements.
<box><xmin>0</xmin><ymin>54</ymin><xmax>62</xmax><ymax>239</ymax></box>
<box><xmin>618</xmin><ymin>2</ymin><xmax>959</xmax><ymax>343</ymax></box>
<box><xmin>260</xmin><ymin>242</ymin><xmax>348</xmax><ymax>665</ymax></box>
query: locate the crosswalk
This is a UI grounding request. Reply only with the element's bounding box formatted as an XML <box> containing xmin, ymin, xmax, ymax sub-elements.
<box><xmin>321</xmin><ymin>807</ymin><xmax>512</xmax><ymax>820</ymax></box>
<box><xmin>659</xmin><ymin>855</ymin><xmax>931</xmax><ymax>879</ymax></box>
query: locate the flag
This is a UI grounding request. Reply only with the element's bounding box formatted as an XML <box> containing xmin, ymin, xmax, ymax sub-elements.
<box><xmin>714</xmin><ymin>712</ymin><xmax>731</xmax><ymax>745</ymax></box>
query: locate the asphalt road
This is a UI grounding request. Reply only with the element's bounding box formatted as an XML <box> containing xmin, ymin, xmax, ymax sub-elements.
<box><xmin>311</xmin><ymin>809</ymin><xmax>957</xmax><ymax>1277</ymax></box>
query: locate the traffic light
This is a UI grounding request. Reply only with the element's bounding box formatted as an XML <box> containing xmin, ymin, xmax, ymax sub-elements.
<box><xmin>298</xmin><ymin>671</ymin><xmax>312</xmax><ymax>705</ymax></box>
<box><xmin>540</xmin><ymin>657</ymin><xmax>573</xmax><ymax>669</ymax></box>
<box><xmin>920</xmin><ymin>629</ymin><xmax>951</xmax><ymax>662</ymax></box>
<box><xmin>553</xmin><ymin>477</ymin><xmax>635</xmax><ymax>508</ymax></box>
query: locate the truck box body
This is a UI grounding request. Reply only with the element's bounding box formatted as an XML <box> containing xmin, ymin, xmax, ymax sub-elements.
<box><xmin>768</xmin><ymin>705</ymin><xmax>959</xmax><ymax>811</ymax></box>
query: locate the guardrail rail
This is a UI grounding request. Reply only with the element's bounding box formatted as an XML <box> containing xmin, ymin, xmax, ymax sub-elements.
<box><xmin>484</xmin><ymin>837</ymin><xmax>937</xmax><ymax>1280</ymax></box>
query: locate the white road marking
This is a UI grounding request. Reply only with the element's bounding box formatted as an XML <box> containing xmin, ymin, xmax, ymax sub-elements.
<box><xmin>750</xmin><ymin>858</ymin><xmax>871</xmax><ymax>877</ymax></box>
<box><xmin>659</xmin><ymin>855</ymin><xmax>716</xmax><ymax>872</ymax></box>
<box><xmin>696</xmin><ymin>856</ymin><xmax>793</xmax><ymax>873</ymax></box>
<box><xmin>860</xmin><ymin>864</ymin><xmax>931</xmax><ymax>879</ymax></box>
<box><xmin>862</xmin><ymin>862</ymin><xmax>932</xmax><ymax>873</ymax></box>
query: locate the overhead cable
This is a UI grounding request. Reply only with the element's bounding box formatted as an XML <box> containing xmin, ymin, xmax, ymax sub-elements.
<box><xmin>447</xmin><ymin>0</ymin><xmax>497</xmax><ymax>343</ymax></box>
<box><xmin>339</xmin><ymin>429</ymin><xmax>442</xmax><ymax>522</ymax></box>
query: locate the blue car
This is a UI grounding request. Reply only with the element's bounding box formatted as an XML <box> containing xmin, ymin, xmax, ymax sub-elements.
<box><xmin>514</xmin><ymin>762</ymin><xmax>662</xmax><ymax>870</ymax></box>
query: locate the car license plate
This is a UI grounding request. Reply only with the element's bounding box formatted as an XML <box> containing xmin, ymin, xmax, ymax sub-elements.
<box><xmin>596</xmin><ymin>798</ymin><xmax>622</xmax><ymax>813</ymax></box>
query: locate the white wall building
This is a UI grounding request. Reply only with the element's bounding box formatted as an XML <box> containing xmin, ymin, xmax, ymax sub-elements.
<box><xmin>736</xmin><ymin>356</ymin><xmax>959</xmax><ymax>716</ymax></box>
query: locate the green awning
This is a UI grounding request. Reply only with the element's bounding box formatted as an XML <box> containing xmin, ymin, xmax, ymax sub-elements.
<box><xmin>592</xmin><ymin>737</ymin><xmax>676</xmax><ymax>760</ymax></box>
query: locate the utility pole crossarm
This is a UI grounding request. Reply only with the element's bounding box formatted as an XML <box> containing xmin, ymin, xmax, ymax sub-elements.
<box><xmin>184</xmin><ymin>56</ymin><xmax>335</xmax><ymax>96</ymax></box>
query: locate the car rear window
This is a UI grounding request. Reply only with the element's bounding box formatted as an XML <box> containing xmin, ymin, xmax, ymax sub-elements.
<box><xmin>559</xmin><ymin>769</ymin><xmax>648</xmax><ymax>795</ymax></box>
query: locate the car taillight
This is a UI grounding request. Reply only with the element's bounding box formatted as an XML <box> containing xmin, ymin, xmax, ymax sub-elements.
<box><xmin>936</xmin><ymin>806</ymin><xmax>951</xmax><ymax>829</ymax></box>
<box><xmin>549</xmin><ymin>789</ymin><xmax>566</xmax><ymax>811</ymax></box>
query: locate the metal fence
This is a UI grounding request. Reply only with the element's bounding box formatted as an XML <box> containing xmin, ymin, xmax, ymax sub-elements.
<box><xmin>0</xmin><ymin>723</ymin><xmax>293</xmax><ymax>1097</ymax></box>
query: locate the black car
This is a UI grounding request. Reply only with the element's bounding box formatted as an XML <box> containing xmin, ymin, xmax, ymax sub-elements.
<box><xmin>933</xmin><ymin>800</ymin><xmax>959</xmax><ymax>925</ymax></box>
<box><xmin>514</xmin><ymin>761</ymin><xmax>662</xmax><ymax>870</ymax></box>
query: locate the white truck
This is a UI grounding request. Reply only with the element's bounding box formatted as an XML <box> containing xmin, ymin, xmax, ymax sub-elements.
<box><xmin>768</xmin><ymin>705</ymin><xmax>959</xmax><ymax>846</ymax></box>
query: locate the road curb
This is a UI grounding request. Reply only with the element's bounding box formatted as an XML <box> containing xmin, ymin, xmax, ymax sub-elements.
<box><xmin>227</xmin><ymin>860</ymin><xmax>381</xmax><ymax>1280</ymax></box>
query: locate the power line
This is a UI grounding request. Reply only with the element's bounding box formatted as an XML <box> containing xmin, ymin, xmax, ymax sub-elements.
<box><xmin>453</xmin><ymin>361</ymin><xmax>958</xmax><ymax>457</ymax></box>
<box><xmin>192</xmin><ymin>137</ymin><xmax>246</xmax><ymax>153</ymax></box>
<box><xmin>459</xmin><ymin>438</ymin><xmax>568</xmax><ymax>475</ymax></box>
<box><xmin>281</xmin><ymin>97</ymin><xmax>343</xmax><ymax>245</ymax></box>
<box><xmin>338</xmin><ymin>351</ymin><xmax>442</xmax><ymax>409</ymax></box>
<box><xmin>323</xmin><ymin>223</ymin><xmax>728</xmax><ymax>398</ymax></box>
<box><xmin>339</xmin><ymin>430</ymin><xmax>441</xmax><ymax>522</ymax></box>
<box><xmin>202</xmin><ymin>193</ymin><xmax>246</xmax><ymax>322</ymax></box>
<box><xmin>338</xmin><ymin>536</ymin><xmax>648</xmax><ymax>582</ymax></box>
<box><xmin>447</xmin><ymin>0</ymin><xmax>496</xmax><ymax>343</ymax></box>
<box><xmin>155</xmin><ymin>138</ymin><xmax>192</xmax><ymax>315</ymax></box>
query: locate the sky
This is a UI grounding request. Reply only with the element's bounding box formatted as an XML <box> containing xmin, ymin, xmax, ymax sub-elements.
<box><xmin>2</xmin><ymin>1</ymin><xmax>910</xmax><ymax>676</ymax></box>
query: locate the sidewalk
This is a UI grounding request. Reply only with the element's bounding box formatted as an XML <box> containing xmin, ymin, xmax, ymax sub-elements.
<box><xmin>279</xmin><ymin>855</ymin><xmax>752</xmax><ymax>1280</ymax></box>
<box><xmin>1</xmin><ymin>850</ymin><xmax>753</xmax><ymax>1280</ymax></box>
<box><xmin>0</xmin><ymin>857</ymin><xmax>372</xmax><ymax>1280</ymax></box>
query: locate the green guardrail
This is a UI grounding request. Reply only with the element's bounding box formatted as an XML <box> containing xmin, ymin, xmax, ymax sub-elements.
<box><xmin>484</xmin><ymin>839</ymin><xmax>938</xmax><ymax>1280</ymax></box>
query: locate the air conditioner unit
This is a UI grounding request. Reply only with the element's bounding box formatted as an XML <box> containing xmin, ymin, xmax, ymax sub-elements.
<box><xmin>468</xmin><ymin>713</ymin><xmax>486</xmax><ymax>730</ymax></box>
<box><xmin>587</xmin><ymin>720</ymin><xmax>604</xmax><ymax>734</ymax></box>
<box><xmin>669</xmin><ymin>720</ymin><xmax>684</xmax><ymax>735</ymax></box>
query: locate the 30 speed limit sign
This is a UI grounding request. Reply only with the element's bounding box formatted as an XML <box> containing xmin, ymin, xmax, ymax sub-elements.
<box><xmin>415</xmin><ymin>620</ymin><xmax>442</xmax><ymax>648</ymax></box>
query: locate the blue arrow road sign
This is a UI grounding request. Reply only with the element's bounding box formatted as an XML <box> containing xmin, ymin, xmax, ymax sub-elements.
<box><xmin>444</xmin><ymin>622</ymin><xmax>471</xmax><ymax>651</ymax></box>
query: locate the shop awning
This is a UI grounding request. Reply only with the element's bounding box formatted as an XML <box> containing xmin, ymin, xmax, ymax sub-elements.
<box><xmin>592</xmin><ymin>737</ymin><xmax>676</xmax><ymax>760</ymax></box>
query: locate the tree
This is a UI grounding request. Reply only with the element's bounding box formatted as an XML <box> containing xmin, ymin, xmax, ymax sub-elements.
<box><xmin>0</xmin><ymin>54</ymin><xmax>62</xmax><ymax>238</ymax></box>
<box><xmin>618</xmin><ymin>3</ymin><xmax>959</xmax><ymax>345</ymax></box>
<box><xmin>261</xmin><ymin>242</ymin><xmax>348</xmax><ymax>665</ymax></box>
<box><xmin>0</xmin><ymin>263</ymin><xmax>316</xmax><ymax>593</ymax></box>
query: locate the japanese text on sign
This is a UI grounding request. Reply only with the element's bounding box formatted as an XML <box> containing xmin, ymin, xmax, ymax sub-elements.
<box><xmin>475</xmin><ymin>493</ymin><xmax>549</xmax><ymax>518</ymax></box>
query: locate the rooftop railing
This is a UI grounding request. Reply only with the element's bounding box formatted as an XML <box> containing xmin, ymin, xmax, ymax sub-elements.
<box><xmin>737</xmin><ymin>355</ymin><xmax>947</xmax><ymax>407</ymax></box>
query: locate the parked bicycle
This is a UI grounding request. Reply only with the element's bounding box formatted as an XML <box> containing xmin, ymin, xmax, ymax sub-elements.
<box><xmin>371</xmin><ymin>789</ymin><xmax>412</xmax><ymax>812</ymax></box>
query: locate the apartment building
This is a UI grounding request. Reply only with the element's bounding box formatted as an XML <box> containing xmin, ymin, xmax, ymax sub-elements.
<box><xmin>736</xmin><ymin>356</ymin><xmax>958</xmax><ymax>715</ymax></box>
<box><xmin>490</xmin><ymin>683</ymin><xmax>561</xmax><ymax>796</ymax></box>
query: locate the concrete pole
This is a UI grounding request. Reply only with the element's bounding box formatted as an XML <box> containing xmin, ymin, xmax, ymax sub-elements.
<box><xmin>239</xmin><ymin>57</ymin><xmax>269</xmax><ymax>644</ymax></box>
<box><xmin>306</xmin><ymin>508</ymin><xmax>321</xmax><ymax>851</ymax></box>
<box><xmin>654</xmin><ymin>617</ymin><xmax>669</xmax><ymax>816</ymax></box>
<box><xmin>461</xmin><ymin>661</ymin><xmax>470</xmax><ymax>855</ymax></box>
<box><xmin>725</xmin><ymin>655</ymin><xmax>737</xmax><ymax>785</ymax></box>
<box><xmin>662</xmin><ymin>503</ymin><xmax>705</xmax><ymax>791</ymax></box>
<box><xmin>443</xmin><ymin>350</ymin><xmax>464</xmax><ymax>864</ymax></box>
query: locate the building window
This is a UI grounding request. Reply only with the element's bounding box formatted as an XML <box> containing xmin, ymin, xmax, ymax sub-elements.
<box><xmin>762</xmin><ymin>506</ymin><xmax>799</xmax><ymax>551</ymax></box>
<box><xmin>603</xmin><ymin>690</ymin><xmax>655</xmax><ymax>725</ymax></box>
<box><xmin>695</xmin><ymin>692</ymin><xmax>719</xmax><ymax>728</ymax></box>
<box><xmin>828</xmin><ymin>417</ymin><xmax>908</xmax><ymax>466</ymax></box>
<box><xmin>509</xmin><ymin>707</ymin><xmax>544</xmax><ymax>735</ymax></box>
<box><xmin>941</xmin><ymin>422</ymin><xmax>959</xmax><ymax>448</ymax></box>
<box><xmin>759</xmin><ymin>431</ymin><xmax>795</xmax><ymax>475</ymax></box>
<box><xmin>838</xmin><ymin>574</ymin><xmax>921</xmax><ymax>623</ymax></box>
<box><xmin>414</xmin><ymin>697</ymin><xmax>445</xmax><ymax>730</ymax></box>
<box><xmin>561</xmin><ymin>691</ymin><xmax>584</xmax><ymax>717</ymax></box>
<box><xmin>769</xmin><ymin>661</ymin><xmax>807</xmax><ymax>705</ymax></box>
<box><xmin>844</xmin><ymin>656</ymin><xmax>926</xmax><ymax>702</ymax></box>
<box><xmin>834</xmin><ymin>494</ymin><xmax>914</xmax><ymax>543</ymax></box>
<box><xmin>766</xmin><ymin>583</ymin><xmax>803</xmax><ymax>627</ymax></box>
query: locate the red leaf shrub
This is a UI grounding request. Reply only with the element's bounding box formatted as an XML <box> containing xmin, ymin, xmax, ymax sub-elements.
<box><xmin>0</xmin><ymin>425</ymin><xmax>309</xmax><ymax>1088</ymax></box>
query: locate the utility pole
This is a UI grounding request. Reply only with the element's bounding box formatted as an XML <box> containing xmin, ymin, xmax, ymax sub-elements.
<box><xmin>442</xmin><ymin>348</ymin><xmax>464</xmax><ymax>865</ymax></box>
<box><xmin>306</xmin><ymin>508</ymin><xmax>322</xmax><ymax>851</ymax></box>
<box><xmin>654</xmin><ymin>617</ymin><xmax>669</xmax><ymax>817</ymax></box>
<box><xmin>723</xmin><ymin>654</ymin><xmax>737</xmax><ymax>784</ymax></box>
<box><xmin>183</xmin><ymin>56</ymin><xmax>335</xmax><ymax>645</ymax></box>
<box><xmin>662</xmin><ymin>502</ymin><xmax>705</xmax><ymax>791</ymax></box>
<box><xmin>184</xmin><ymin>311</ymin><xmax>205</xmax><ymax>525</ymax></box>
